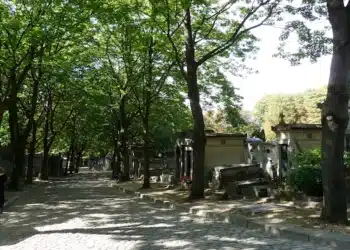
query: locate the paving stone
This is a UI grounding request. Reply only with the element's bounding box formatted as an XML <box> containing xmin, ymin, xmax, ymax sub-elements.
<box><xmin>0</xmin><ymin>172</ymin><xmax>336</xmax><ymax>250</ymax></box>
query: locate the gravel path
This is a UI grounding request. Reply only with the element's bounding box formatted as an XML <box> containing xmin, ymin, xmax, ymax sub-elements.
<box><xmin>0</xmin><ymin>173</ymin><xmax>334</xmax><ymax>250</ymax></box>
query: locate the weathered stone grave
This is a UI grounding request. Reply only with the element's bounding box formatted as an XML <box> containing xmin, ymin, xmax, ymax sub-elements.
<box><xmin>212</xmin><ymin>163</ymin><xmax>271</xmax><ymax>199</ymax></box>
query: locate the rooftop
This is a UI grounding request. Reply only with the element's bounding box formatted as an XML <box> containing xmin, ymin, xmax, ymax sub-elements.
<box><xmin>271</xmin><ymin>124</ymin><xmax>322</xmax><ymax>132</ymax></box>
<box><xmin>177</xmin><ymin>130</ymin><xmax>247</xmax><ymax>139</ymax></box>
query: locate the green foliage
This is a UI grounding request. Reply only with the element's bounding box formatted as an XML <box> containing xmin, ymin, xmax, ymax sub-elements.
<box><xmin>253</xmin><ymin>86</ymin><xmax>327</xmax><ymax>141</ymax></box>
<box><xmin>276</xmin><ymin>3</ymin><xmax>331</xmax><ymax>65</ymax></box>
<box><xmin>0</xmin><ymin>112</ymin><xmax>10</xmax><ymax>147</ymax></box>
<box><xmin>288</xmin><ymin>148</ymin><xmax>323</xmax><ymax>197</ymax></box>
<box><xmin>294</xmin><ymin>148</ymin><xmax>321</xmax><ymax>167</ymax></box>
<box><xmin>344</xmin><ymin>152</ymin><xmax>350</xmax><ymax>168</ymax></box>
<box><xmin>287</xmin><ymin>165</ymin><xmax>323</xmax><ymax>197</ymax></box>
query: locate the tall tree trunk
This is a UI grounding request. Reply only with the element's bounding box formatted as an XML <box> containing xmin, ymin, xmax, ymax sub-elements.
<box><xmin>119</xmin><ymin>95</ymin><xmax>130</xmax><ymax>180</ymax></box>
<box><xmin>75</xmin><ymin>152</ymin><xmax>82</xmax><ymax>174</ymax></box>
<box><xmin>26</xmin><ymin>64</ymin><xmax>40</xmax><ymax>183</ymax></box>
<box><xmin>174</xmin><ymin>146</ymin><xmax>180</xmax><ymax>185</ymax></box>
<box><xmin>116</xmin><ymin>152</ymin><xmax>121</xmax><ymax>177</ymax></box>
<box><xmin>320</xmin><ymin>1</ymin><xmax>350</xmax><ymax>224</ymax></box>
<box><xmin>70</xmin><ymin>149</ymin><xmax>76</xmax><ymax>175</ymax></box>
<box><xmin>184</xmin><ymin>7</ymin><xmax>206</xmax><ymax>199</ymax></box>
<box><xmin>64</xmin><ymin>148</ymin><xmax>71</xmax><ymax>176</ymax></box>
<box><xmin>41</xmin><ymin>140</ymin><xmax>50</xmax><ymax>180</ymax></box>
<box><xmin>111</xmin><ymin>139</ymin><xmax>118</xmax><ymax>179</ymax></box>
<box><xmin>142</xmin><ymin>117</ymin><xmax>151</xmax><ymax>189</ymax></box>
<box><xmin>26</xmin><ymin>121</ymin><xmax>37</xmax><ymax>184</ymax></box>
<box><xmin>40</xmin><ymin>91</ymin><xmax>52</xmax><ymax>180</ymax></box>
<box><xmin>8</xmin><ymin>96</ymin><xmax>22</xmax><ymax>190</ymax></box>
<box><xmin>121</xmin><ymin>138</ymin><xmax>130</xmax><ymax>181</ymax></box>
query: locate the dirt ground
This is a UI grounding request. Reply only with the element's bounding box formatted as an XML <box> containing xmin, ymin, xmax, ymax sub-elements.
<box><xmin>114</xmin><ymin>180</ymin><xmax>350</xmax><ymax>235</ymax></box>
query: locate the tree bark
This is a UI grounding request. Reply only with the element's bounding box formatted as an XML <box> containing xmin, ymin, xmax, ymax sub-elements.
<box><xmin>8</xmin><ymin>95</ymin><xmax>22</xmax><ymax>190</ymax></box>
<box><xmin>122</xmin><ymin>143</ymin><xmax>130</xmax><ymax>180</ymax></box>
<box><xmin>142</xmin><ymin>118</ymin><xmax>151</xmax><ymax>189</ymax></box>
<box><xmin>70</xmin><ymin>149</ymin><xmax>76</xmax><ymax>175</ymax></box>
<box><xmin>321</xmin><ymin>0</ymin><xmax>350</xmax><ymax>224</ymax></box>
<box><xmin>26</xmin><ymin>121</ymin><xmax>37</xmax><ymax>184</ymax></box>
<box><xmin>119</xmin><ymin>95</ymin><xmax>130</xmax><ymax>181</ymax></box>
<box><xmin>41</xmin><ymin>139</ymin><xmax>49</xmax><ymax>180</ymax></box>
<box><xmin>175</xmin><ymin>146</ymin><xmax>180</xmax><ymax>184</ymax></box>
<box><xmin>64</xmin><ymin>148</ymin><xmax>71</xmax><ymax>176</ymax></box>
<box><xmin>75</xmin><ymin>150</ymin><xmax>83</xmax><ymax>174</ymax></box>
<box><xmin>184</xmin><ymin>7</ymin><xmax>206</xmax><ymax>199</ymax></box>
<box><xmin>40</xmin><ymin>91</ymin><xmax>52</xmax><ymax>180</ymax></box>
<box><xmin>111</xmin><ymin>139</ymin><xmax>118</xmax><ymax>179</ymax></box>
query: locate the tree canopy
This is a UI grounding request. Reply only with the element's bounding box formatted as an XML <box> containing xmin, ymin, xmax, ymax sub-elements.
<box><xmin>254</xmin><ymin>86</ymin><xmax>327</xmax><ymax>141</ymax></box>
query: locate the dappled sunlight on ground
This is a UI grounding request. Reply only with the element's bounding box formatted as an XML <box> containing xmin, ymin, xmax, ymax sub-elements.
<box><xmin>117</xmin><ymin>180</ymin><xmax>350</xmax><ymax>235</ymax></box>
<box><xmin>0</xmin><ymin>173</ymin><xmax>334</xmax><ymax>250</ymax></box>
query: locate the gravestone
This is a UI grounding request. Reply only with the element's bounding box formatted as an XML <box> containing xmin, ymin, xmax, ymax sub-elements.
<box><xmin>213</xmin><ymin>163</ymin><xmax>266</xmax><ymax>190</ymax></box>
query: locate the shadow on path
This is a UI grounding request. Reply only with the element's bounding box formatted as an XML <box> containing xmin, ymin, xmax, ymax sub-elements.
<box><xmin>0</xmin><ymin>174</ymin><xmax>333</xmax><ymax>250</ymax></box>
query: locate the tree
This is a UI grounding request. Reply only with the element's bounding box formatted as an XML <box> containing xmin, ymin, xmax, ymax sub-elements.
<box><xmin>128</xmin><ymin>24</ymin><xmax>175</xmax><ymax>188</ymax></box>
<box><xmin>275</xmin><ymin>0</ymin><xmax>348</xmax><ymax>223</ymax></box>
<box><xmin>253</xmin><ymin>87</ymin><xmax>327</xmax><ymax>141</ymax></box>
<box><xmin>317</xmin><ymin>0</ymin><xmax>350</xmax><ymax>224</ymax></box>
<box><xmin>150</xmin><ymin>0</ymin><xmax>282</xmax><ymax>199</ymax></box>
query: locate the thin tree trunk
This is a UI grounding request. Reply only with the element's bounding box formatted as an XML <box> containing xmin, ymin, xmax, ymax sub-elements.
<box><xmin>26</xmin><ymin>121</ymin><xmax>37</xmax><ymax>184</ymax></box>
<box><xmin>75</xmin><ymin>151</ymin><xmax>81</xmax><ymax>174</ymax></box>
<box><xmin>142</xmin><ymin>118</ymin><xmax>150</xmax><ymax>189</ymax></box>
<box><xmin>111</xmin><ymin>139</ymin><xmax>118</xmax><ymax>179</ymax></box>
<box><xmin>41</xmin><ymin>141</ymin><xmax>49</xmax><ymax>180</ymax></box>
<box><xmin>8</xmin><ymin>97</ymin><xmax>21</xmax><ymax>190</ymax></box>
<box><xmin>122</xmin><ymin>139</ymin><xmax>130</xmax><ymax>181</ymax></box>
<box><xmin>40</xmin><ymin>92</ymin><xmax>52</xmax><ymax>180</ymax></box>
<box><xmin>184</xmin><ymin>7</ymin><xmax>206</xmax><ymax>199</ymax></box>
<box><xmin>175</xmin><ymin>146</ymin><xmax>180</xmax><ymax>185</ymax></box>
<box><xmin>64</xmin><ymin>148</ymin><xmax>71</xmax><ymax>176</ymax></box>
<box><xmin>70</xmin><ymin>149</ymin><xmax>76</xmax><ymax>175</ymax></box>
<box><xmin>119</xmin><ymin>95</ymin><xmax>130</xmax><ymax>181</ymax></box>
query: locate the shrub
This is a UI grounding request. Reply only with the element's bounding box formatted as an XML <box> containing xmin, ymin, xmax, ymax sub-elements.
<box><xmin>288</xmin><ymin>148</ymin><xmax>350</xmax><ymax>197</ymax></box>
<box><xmin>294</xmin><ymin>148</ymin><xmax>321</xmax><ymax>167</ymax></box>
<box><xmin>288</xmin><ymin>148</ymin><xmax>323</xmax><ymax>197</ymax></box>
<box><xmin>288</xmin><ymin>165</ymin><xmax>323</xmax><ymax>196</ymax></box>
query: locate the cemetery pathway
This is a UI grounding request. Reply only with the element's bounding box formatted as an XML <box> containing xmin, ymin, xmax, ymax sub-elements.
<box><xmin>0</xmin><ymin>172</ymin><xmax>335</xmax><ymax>250</ymax></box>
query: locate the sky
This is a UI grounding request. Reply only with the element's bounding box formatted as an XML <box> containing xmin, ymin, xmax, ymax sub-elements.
<box><xmin>228</xmin><ymin>25</ymin><xmax>331</xmax><ymax>112</ymax></box>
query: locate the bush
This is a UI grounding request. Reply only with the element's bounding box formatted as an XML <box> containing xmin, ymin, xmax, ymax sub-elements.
<box><xmin>288</xmin><ymin>148</ymin><xmax>350</xmax><ymax>197</ymax></box>
<box><xmin>288</xmin><ymin>165</ymin><xmax>323</xmax><ymax>196</ymax></box>
<box><xmin>288</xmin><ymin>148</ymin><xmax>323</xmax><ymax>197</ymax></box>
<box><xmin>294</xmin><ymin>148</ymin><xmax>321</xmax><ymax>167</ymax></box>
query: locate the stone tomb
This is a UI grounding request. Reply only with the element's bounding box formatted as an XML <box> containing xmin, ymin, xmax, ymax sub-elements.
<box><xmin>212</xmin><ymin>164</ymin><xmax>271</xmax><ymax>199</ymax></box>
<box><xmin>174</xmin><ymin>129</ymin><xmax>247</xmax><ymax>183</ymax></box>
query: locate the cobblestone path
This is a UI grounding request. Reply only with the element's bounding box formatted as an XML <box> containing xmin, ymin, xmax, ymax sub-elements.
<box><xmin>0</xmin><ymin>173</ymin><xmax>334</xmax><ymax>250</ymax></box>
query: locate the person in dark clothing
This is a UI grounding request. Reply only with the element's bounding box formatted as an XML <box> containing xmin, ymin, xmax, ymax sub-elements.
<box><xmin>0</xmin><ymin>167</ymin><xmax>7</xmax><ymax>214</ymax></box>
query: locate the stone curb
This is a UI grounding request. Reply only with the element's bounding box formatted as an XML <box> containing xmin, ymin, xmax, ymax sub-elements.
<box><xmin>4</xmin><ymin>182</ymin><xmax>46</xmax><ymax>209</ymax></box>
<box><xmin>113</xmin><ymin>184</ymin><xmax>350</xmax><ymax>249</ymax></box>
